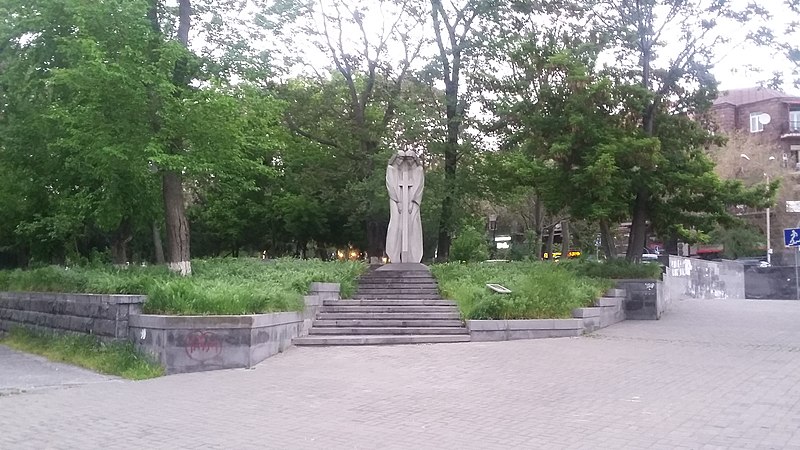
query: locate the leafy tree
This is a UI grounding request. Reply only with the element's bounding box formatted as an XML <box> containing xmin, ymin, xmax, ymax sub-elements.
<box><xmin>264</xmin><ymin>0</ymin><xmax>431</xmax><ymax>259</ymax></box>
<box><xmin>427</xmin><ymin>0</ymin><xmax>504</xmax><ymax>261</ymax></box>
<box><xmin>450</xmin><ymin>225</ymin><xmax>489</xmax><ymax>262</ymax></box>
<box><xmin>589</xmin><ymin>0</ymin><xmax>770</xmax><ymax>261</ymax></box>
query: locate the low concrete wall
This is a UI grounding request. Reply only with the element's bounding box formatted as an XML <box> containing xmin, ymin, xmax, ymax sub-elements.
<box><xmin>468</xmin><ymin>319</ymin><xmax>584</xmax><ymax>341</ymax></box>
<box><xmin>129</xmin><ymin>312</ymin><xmax>306</xmax><ymax>374</ymax></box>
<box><xmin>0</xmin><ymin>292</ymin><xmax>144</xmax><ymax>340</ymax></box>
<box><xmin>666</xmin><ymin>256</ymin><xmax>745</xmax><ymax>300</ymax></box>
<box><xmin>129</xmin><ymin>284</ymin><xmax>337</xmax><ymax>374</ymax></box>
<box><xmin>573</xmin><ymin>289</ymin><xmax>626</xmax><ymax>331</ymax></box>
<box><xmin>467</xmin><ymin>289</ymin><xmax>627</xmax><ymax>341</ymax></box>
<box><xmin>616</xmin><ymin>279</ymin><xmax>666</xmax><ymax>320</ymax></box>
<box><xmin>744</xmin><ymin>266</ymin><xmax>800</xmax><ymax>300</ymax></box>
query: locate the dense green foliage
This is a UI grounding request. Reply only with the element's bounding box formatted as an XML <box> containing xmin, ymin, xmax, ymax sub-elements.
<box><xmin>557</xmin><ymin>259</ymin><xmax>662</xmax><ymax>280</ymax></box>
<box><xmin>0</xmin><ymin>0</ymin><xmax>780</xmax><ymax>269</ymax></box>
<box><xmin>710</xmin><ymin>225</ymin><xmax>766</xmax><ymax>260</ymax></box>
<box><xmin>450</xmin><ymin>226</ymin><xmax>490</xmax><ymax>263</ymax></box>
<box><xmin>1</xmin><ymin>327</ymin><xmax>163</xmax><ymax>380</ymax></box>
<box><xmin>432</xmin><ymin>262</ymin><xmax>615</xmax><ymax>320</ymax></box>
<box><xmin>0</xmin><ymin>258</ymin><xmax>366</xmax><ymax>315</ymax></box>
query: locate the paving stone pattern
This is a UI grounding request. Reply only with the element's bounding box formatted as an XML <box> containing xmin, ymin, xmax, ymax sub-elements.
<box><xmin>0</xmin><ymin>345</ymin><xmax>116</xmax><ymax>396</ymax></box>
<box><xmin>3</xmin><ymin>298</ymin><xmax>800</xmax><ymax>449</ymax></box>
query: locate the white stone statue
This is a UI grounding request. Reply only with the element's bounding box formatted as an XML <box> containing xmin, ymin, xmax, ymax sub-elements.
<box><xmin>385</xmin><ymin>149</ymin><xmax>424</xmax><ymax>263</ymax></box>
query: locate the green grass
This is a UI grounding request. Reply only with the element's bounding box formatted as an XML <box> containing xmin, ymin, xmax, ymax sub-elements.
<box><xmin>557</xmin><ymin>258</ymin><xmax>662</xmax><ymax>280</ymax></box>
<box><xmin>0</xmin><ymin>258</ymin><xmax>367</xmax><ymax>315</ymax></box>
<box><xmin>1</xmin><ymin>327</ymin><xmax>163</xmax><ymax>380</ymax></box>
<box><xmin>431</xmin><ymin>261</ymin><xmax>615</xmax><ymax>320</ymax></box>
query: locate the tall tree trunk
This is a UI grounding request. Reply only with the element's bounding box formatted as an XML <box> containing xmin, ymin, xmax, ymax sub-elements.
<box><xmin>162</xmin><ymin>171</ymin><xmax>191</xmax><ymax>275</ymax></box>
<box><xmin>366</xmin><ymin>219</ymin><xmax>387</xmax><ymax>262</ymax></box>
<box><xmin>431</xmin><ymin>1</ymin><xmax>470</xmax><ymax>262</ymax></box>
<box><xmin>436</xmin><ymin>148</ymin><xmax>456</xmax><ymax>262</ymax></box>
<box><xmin>152</xmin><ymin>221</ymin><xmax>165</xmax><ymax>264</ymax></box>
<box><xmin>436</xmin><ymin>78</ymin><xmax>460</xmax><ymax>262</ymax></box>
<box><xmin>532</xmin><ymin>197</ymin><xmax>543</xmax><ymax>261</ymax></box>
<box><xmin>561</xmin><ymin>219</ymin><xmax>571</xmax><ymax>259</ymax></box>
<box><xmin>110</xmin><ymin>217</ymin><xmax>133</xmax><ymax>266</ymax></box>
<box><xmin>665</xmin><ymin>232</ymin><xmax>678</xmax><ymax>255</ymax></box>
<box><xmin>599</xmin><ymin>219</ymin><xmax>616</xmax><ymax>260</ymax></box>
<box><xmin>626</xmin><ymin>188</ymin><xmax>649</xmax><ymax>262</ymax></box>
<box><xmin>626</xmin><ymin>9</ymin><xmax>654</xmax><ymax>263</ymax></box>
<box><xmin>160</xmin><ymin>0</ymin><xmax>193</xmax><ymax>276</ymax></box>
<box><xmin>546</xmin><ymin>225</ymin><xmax>555</xmax><ymax>261</ymax></box>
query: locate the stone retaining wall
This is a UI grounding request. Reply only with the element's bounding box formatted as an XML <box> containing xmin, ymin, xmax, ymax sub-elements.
<box><xmin>616</xmin><ymin>279</ymin><xmax>667</xmax><ymax>320</ymax></box>
<box><xmin>666</xmin><ymin>256</ymin><xmax>745</xmax><ymax>300</ymax></box>
<box><xmin>0</xmin><ymin>292</ymin><xmax>145</xmax><ymax>339</ymax></box>
<box><xmin>468</xmin><ymin>319</ymin><xmax>584</xmax><ymax>341</ymax></box>
<box><xmin>467</xmin><ymin>288</ymin><xmax>627</xmax><ymax>342</ymax></box>
<box><xmin>129</xmin><ymin>283</ymin><xmax>339</xmax><ymax>374</ymax></box>
<box><xmin>573</xmin><ymin>289</ymin><xmax>626</xmax><ymax>331</ymax></box>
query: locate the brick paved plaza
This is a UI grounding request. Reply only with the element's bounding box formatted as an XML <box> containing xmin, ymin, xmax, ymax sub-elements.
<box><xmin>3</xmin><ymin>298</ymin><xmax>800</xmax><ymax>449</ymax></box>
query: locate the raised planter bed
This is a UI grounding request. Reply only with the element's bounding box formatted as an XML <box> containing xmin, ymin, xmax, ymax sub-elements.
<box><xmin>0</xmin><ymin>292</ymin><xmax>145</xmax><ymax>340</ymax></box>
<box><xmin>468</xmin><ymin>318</ymin><xmax>584</xmax><ymax>341</ymax></box>
<box><xmin>466</xmin><ymin>288</ymin><xmax>627</xmax><ymax>342</ymax></box>
<box><xmin>129</xmin><ymin>283</ymin><xmax>340</xmax><ymax>374</ymax></box>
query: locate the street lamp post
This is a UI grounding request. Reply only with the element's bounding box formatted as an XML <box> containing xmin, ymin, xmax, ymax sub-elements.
<box><xmin>766</xmin><ymin>172</ymin><xmax>772</xmax><ymax>265</ymax></box>
<box><xmin>741</xmin><ymin>154</ymin><xmax>775</xmax><ymax>265</ymax></box>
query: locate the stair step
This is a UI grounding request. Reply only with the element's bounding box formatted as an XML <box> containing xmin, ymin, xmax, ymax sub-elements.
<box><xmin>360</xmin><ymin>274</ymin><xmax>434</xmax><ymax>279</ymax></box>
<box><xmin>313</xmin><ymin>319</ymin><xmax>464</xmax><ymax>327</ymax></box>
<box><xmin>355</xmin><ymin>288</ymin><xmax>439</xmax><ymax>297</ymax></box>
<box><xmin>317</xmin><ymin>312</ymin><xmax>461</xmax><ymax>320</ymax></box>
<box><xmin>353</xmin><ymin>294</ymin><xmax>444</xmax><ymax>300</ymax></box>
<box><xmin>356</xmin><ymin>288</ymin><xmax>438</xmax><ymax>293</ymax></box>
<box><xmin>309</xmin><ymin>327</ymin><xmax>468</xmax><ymax>335</ymax></box>
<box><xmin>358</xmin><ymin>280</ymin><xmax>437</xmax><ymax>285</ymax></box>
<box><xmin>325</xmin><ymin>299</ymin><xmax>456</xmax><ymax>306</ymax></box>
<box><xmin>293</xmin><ymin>334</ymin><xmax>471</xmax><ymax>346</ymax></box>
<box><xmin>322</xmin><ymin>306</ymin><xmax>458</xmax><ymax>313</ymax></box>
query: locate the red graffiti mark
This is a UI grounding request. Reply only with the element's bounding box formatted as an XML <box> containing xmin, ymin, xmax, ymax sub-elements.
<box><xmin>184</xmin><ymin>331</ymin><xmax>223</xmax><ymax>361</ymax></box>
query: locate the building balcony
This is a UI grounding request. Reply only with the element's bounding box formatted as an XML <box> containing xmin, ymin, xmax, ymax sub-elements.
<box><xmin>780</xmin><ymin>120</ymin><xmax>800</xmax><ymax>138</ymax></box>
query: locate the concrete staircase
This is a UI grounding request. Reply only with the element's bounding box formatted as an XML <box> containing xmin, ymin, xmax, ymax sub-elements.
<box><xmin>293</xmin><ymin>264</ymin><xmax>470</xmax><ymax>346</ymax></box>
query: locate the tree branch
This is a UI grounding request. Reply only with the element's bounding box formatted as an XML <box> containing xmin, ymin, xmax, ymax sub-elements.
<box><xmin>285</xmin><ymin>115</ymin><xmax>340</xmax><ymax>149</ymax></box>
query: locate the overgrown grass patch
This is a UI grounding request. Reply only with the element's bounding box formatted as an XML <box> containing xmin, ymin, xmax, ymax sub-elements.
<box><xmin>431</xmin><ymin>261</ymin><xmax>615</xmax><ymax>320</ymax></box>
<box><xmin>1</xmin><ymin>327</ymin><xmax>163</xmax><ymax>380</ymax></box>
<box><xmin>0</xmin><ymin>258</ymin><xmax>367</xmax><ymax>315</ymax></box>
<box><xmin>558</xmin><ymin>259</ymin><xmax>662</xmax><ymax>280</ymax></box>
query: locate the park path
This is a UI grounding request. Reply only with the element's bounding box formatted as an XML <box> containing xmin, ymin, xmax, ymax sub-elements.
<box><xmin>2</xmin><ymin>297</ymin><xmax>800</xmax><ymax>449</ymax></box>
<box><xmin>0</xmin><ymin>345</ymin><xmax>117</xmax><ymax>396</ymax></box>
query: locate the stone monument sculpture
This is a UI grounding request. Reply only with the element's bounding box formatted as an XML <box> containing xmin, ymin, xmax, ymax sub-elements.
<box><xmin>385</xmin><ymin>149</ymin><xmax>424</xmax><ymax>263</ymax></box>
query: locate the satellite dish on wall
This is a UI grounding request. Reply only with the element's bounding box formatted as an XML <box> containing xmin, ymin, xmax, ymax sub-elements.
<box><xmin>758</xmin><ymin>113</ymin><xmax>772</xmax><ymax>125</ymax></box>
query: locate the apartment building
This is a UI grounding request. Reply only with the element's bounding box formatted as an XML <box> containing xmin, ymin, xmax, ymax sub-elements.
<box><xmin>711</xmin><ymin>87</ymin><xmax>800</xmax><ymax>264</ymax></box>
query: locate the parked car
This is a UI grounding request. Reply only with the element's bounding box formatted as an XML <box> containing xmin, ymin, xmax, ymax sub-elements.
<box><xmin>736</xmin><ymin>257</ymin><xmax>771</xmax><ymax>268</ymax></box>
<box><xmin>641</xmin><ymin>248</ymin><xmax>660</xmax><ymax>261</ymax></box>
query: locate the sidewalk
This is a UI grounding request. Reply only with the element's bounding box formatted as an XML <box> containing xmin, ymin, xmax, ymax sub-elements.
<box><xmin>0</xmin><ymin>345</ymin><xmax>117</xmax><ymax>396</ymax></box>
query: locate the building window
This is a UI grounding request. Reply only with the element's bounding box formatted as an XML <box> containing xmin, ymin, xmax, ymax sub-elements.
<box><xmin>790</xmin><ymin>109</ymin><xmax>800</xmax><ymax>132</ymax></box>
<box><xmin>750</xmin><ymin>112</ymin><xmax>764</xmax><ymax>133</ymax></box>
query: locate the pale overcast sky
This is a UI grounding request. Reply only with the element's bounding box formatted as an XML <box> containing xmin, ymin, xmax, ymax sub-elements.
<box><xmin>182</xmin><ymin>0</ymin><xmax>800</xmax><ymax>95</ymax></box>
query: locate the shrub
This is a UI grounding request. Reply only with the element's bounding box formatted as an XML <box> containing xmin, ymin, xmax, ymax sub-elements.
<box><xmin>0</xmin><ymin>258</ymin><xmax>367</xmax><ymax>315</ymax></box>
<box><xmin>450</xmin><ymin>225</ymin><xmax>490</xmax><ymax>262</ymax></box>
<box><xmin>559</xmin><ymin>258</ymin><xmax>661</xmax><ymax>279</ymax></box>
<box><xmin>431</xmin><ymin>261</ymin><xmax>613</xmax><ymax>320</ymax></box>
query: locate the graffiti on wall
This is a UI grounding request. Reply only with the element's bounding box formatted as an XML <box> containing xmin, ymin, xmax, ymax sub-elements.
<box><xmin>668</xmin><ymin>256</ymin><xmax>745</xmax><ymax>299</ymax></box>
<box><xmin>184</xmin><ymin>331</ymin><xmax>223</xmax><ymax>361</ymax></box>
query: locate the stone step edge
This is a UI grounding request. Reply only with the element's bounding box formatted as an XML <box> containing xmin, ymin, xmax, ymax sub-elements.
<box><xmin>308</xmin><ymin>327</ymin><xmax>469</xmax><ymax>335</ymax></box>
<box><xmin>293</xmin><ymin>335</ymin><xmax>471</xmax><ymax>346</ymax></box>
<box><xmin>313</xmin><ymin>320</ymin><xmax>465</xmax><ymax>327</ymax></box>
